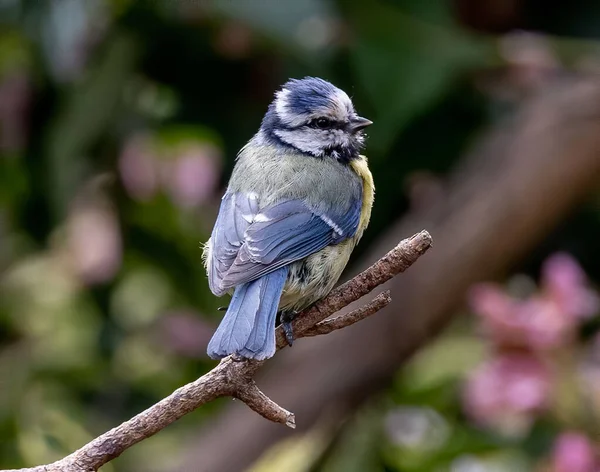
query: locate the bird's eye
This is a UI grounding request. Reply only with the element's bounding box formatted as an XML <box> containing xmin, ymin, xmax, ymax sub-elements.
<box><xmin>313</xmin><ymin>118</ymin><xmax>331</xmax><ymax>129</ymax></box>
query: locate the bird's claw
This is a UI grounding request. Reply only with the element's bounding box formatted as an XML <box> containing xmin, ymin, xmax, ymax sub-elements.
<box><xmin>280</xmin><ymin>311</ymin><xmax>298</xmax><ymax>347</ymax></box>
<box><xmin>283</xmin><ymin>321</ymin><xmax>294</xmax><ymax>346</ymax></box>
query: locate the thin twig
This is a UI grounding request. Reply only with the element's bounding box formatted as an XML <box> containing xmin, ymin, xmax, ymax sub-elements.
<box><xmin>235</xmin><ymin>381</ymin><xmax>297</xmax><ymax>428</ymax></box>
<box><xmin>303</xmin><ymin>290</ymin><xmax>391</xmax><ymax>337</ymax></box>
<box><xmin>3</xmin><ymin>230</ymin><xmax>432</xmax><ymax>472</ymax></box>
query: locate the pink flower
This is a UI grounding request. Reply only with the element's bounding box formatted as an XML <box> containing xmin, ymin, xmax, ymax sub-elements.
<box><xmin>67</xmin><ymin>202</ymin><xmax>122</xmax><ymax>285</ymax></box>
<box><xmin>463</xmin><ymin>353</ymin><xmax>551</xmax><ymax>432</ymax></box>
<box><xmin>0</xmin><ymin>72</ymin><xmax>32</xmax><ymax>152</ymax></box>
<box><xmin>119</xmin><ymin>133</ymin><xmax>223</xmax><ymax>209</ymax></box>
<box><xmin>542</xmin><ymin>253</ymin><xmax>599</xmax><ymax>320</ymax></box>
<box><xmin>469</xmin><ymin>284</ymin><xmax>576</xmax><ymax>350</ymax></box>
<box><xmin>550</xmin><ymin>432</ymin><xmax>598</xmax><ymax>472</ymax></box>
<box><xmin>469</xmin><ymin>253</ymin><xmax>599</xmax><ymax>352</ymax></box>
<box><xmin>162</xmin><ymin>143</ymin><xmax>221</xmax><ymax>209</ymax></box>
<box><xmin>118</xmin><ymin>134</ymin><xmax>160</xmax><ymax>201</ymax></box>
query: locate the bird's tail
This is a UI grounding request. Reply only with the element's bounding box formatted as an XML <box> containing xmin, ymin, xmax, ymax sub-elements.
<box><xmin>207</xmin><ymin>267</ymin><xmax>289</xmax><ymax>360</ymax></box>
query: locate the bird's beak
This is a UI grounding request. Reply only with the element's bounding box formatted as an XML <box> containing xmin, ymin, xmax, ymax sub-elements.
<box><xmin>350</xmin><ymin>116</ymin><xmax>373</xmax><ymax>133</ymax></box>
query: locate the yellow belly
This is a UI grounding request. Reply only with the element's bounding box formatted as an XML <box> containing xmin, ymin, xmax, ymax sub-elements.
<box><xmin>279</xmin><ymin>239</ymin><xmax>355</xmax><ymax>312</ymax></box>
<box><xmin>278</xmin><ymin>154</ymin><xmax>374</xmax><ymax>312</ymax></box>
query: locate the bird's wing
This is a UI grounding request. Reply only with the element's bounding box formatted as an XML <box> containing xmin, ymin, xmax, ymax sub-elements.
<box><xmin>207</xmin><ymin>191</ymin><xmax>361</xmax><ymax>296</ymax></box>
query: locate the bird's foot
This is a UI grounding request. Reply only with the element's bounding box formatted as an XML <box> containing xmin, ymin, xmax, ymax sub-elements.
<box><xmin>231</xmin><ymin>353</ymin><xmax>246</xmax><ymax>362</ymax></box>
<box><xmin>217</xmin><ymin>305</ymin><xmax>229</xmax><ymax>311</ymax></box>
<box><xmin>280</xmin><ymin>310</ymin><xmax>298</xmax><ymax>347</ymax></box>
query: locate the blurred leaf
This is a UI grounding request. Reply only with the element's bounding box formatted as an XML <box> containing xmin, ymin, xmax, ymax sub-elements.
<box><xmin>17</xmin><ymin>381</ymin><xmax>113</xmax><ymax>470</ymax></box>
<box><xmin>45</xmin><ymin>32</ymin><xmax>139</xmax><ymax>220</ymax></box>
<box><xmin>110</xmin><ymin>265</ymin><xmax>172</xmax><ymax>331</ymax></box>
<box><xmin>0</xmin><ymin>159</ymin><xmax>28</xmax><ymax>207</ymax></box>
<box><xmin>400</xmin><ymin>334</ymin><xmax>486</xmax><ymax>394</ymax></box>
<box><xmin>250</xmin><ymin>426</ymin><xmax>332</xmax><ymax>472</ymax></box>
<box><xmin>0</xmin><ymin>30</ymin><xmax>32</xmax><ymax>76</ymax></box>
<box><xmin>155</xmin><ymin>123</ymin><xmax>222</xmax><ymax>153</ymax></box>
<box><xmin>345</xmin><ymin>0</ymin><xmax>496</xmax><ymax>150</ymax></box>
<box><xmin>320</xmin><ymin>406</ymin><xmax>385</xmax><ymax>472</ymax></box>
<box><xmin>212</xmin><ymin>0</ymin><xmax>338</xmax><ymax>58</ymax></box>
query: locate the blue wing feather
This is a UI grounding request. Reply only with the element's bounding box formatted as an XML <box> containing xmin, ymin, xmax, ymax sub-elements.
<box><xmin>207</xmin><ymin>189</ymin><xmax>362</xmax><ymax>295</ymax></box>
<box><xmin>208</xmin><ymin>192</ymin><xmax>258</xmax><ymax>295</ymax></box>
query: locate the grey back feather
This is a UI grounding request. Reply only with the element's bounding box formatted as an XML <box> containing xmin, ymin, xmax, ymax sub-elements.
<box><xmin>230</xmin><ymin>137</ymin><xmax>362</xmax><ymax>215</ymax></box>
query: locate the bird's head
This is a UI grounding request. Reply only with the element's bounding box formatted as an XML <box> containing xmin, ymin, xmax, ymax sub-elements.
<box><xmin>260</xmin><ymin>77</ymin><xmax>372</xmax><ymax>163</ymax></box>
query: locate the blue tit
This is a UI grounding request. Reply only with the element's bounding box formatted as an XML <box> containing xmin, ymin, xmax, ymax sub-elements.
<box><xmin>203</xmin><ymin>77</ymin><xmax>374</xmax><ymax>360</ymax></box>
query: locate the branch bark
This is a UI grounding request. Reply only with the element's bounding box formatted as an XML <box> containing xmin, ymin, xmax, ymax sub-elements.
<box><xmin>303</xmin><ymin>291</ymin><xmax>392</xmax><ymax>337</ymax></box>
<box><xmin>2</xmin><ymin>232</ymin><xmax>431</xmax><ymax>472</ymax></box>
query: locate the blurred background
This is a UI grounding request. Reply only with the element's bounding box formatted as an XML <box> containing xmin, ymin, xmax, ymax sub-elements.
<box><xmin>1</xmin><ymin>0</ymin><xmax>600</xmax><ymax>471</ymax></box>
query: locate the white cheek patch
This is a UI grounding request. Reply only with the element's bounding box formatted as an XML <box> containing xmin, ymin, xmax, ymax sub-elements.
<box><xmin>274</xmin><ymin>126</ymin><xmax>358</xmax><ymax>159</ymax></box>
<box><xmin>274</xmin><ymin>128</ymin><xmax>329</xmax><ymax>157</ymax></box>
<box><xmin>279</xmin><ymin>109</ymin><xmax>311</xmax><ymax>128</ymax></box>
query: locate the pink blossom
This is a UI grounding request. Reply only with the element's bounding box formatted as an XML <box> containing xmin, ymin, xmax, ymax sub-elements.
<box><xmin>518</xmin><ymin>298</ymin><xmax>576</xmax><ymax>350</ymax></box>
<box><xmin>469</xmin><ymin>253</ymin><xmax>599</xmax><ymax>352</ymax></box>
<box><xmin>469</xmin><ymin>284</ymin><xmax>576</xmax><ymax>350</ymax></box>
<box><xmin>0</xmin><ymin>72</ymin><xmax>32</xmax><ymax>152</ymax></box>
<box><xmin>67</xmin><ymin>203</ymin><xmax>122</xmax><ymax>285</ymax></box>
<box><xmin>550</xmin><ymin>432</ymin><xmax>598</xmax><ymax>472</ymax></box>
<box><xmin>465</xmin><ymin>254</ymin><xmax>600</xmax><ymax>437</ymax></box>
<box><xmin>162</xmin><ymin>144</ymin><xmax>221</xmax><ymax>209</ymax></box>
<box><xmin>463</xmin><ymin>353</ymin><xmax>551</xmax><ymax>431</ymax></box>
<box><xmin>542</xmin><ymin>253</ymin><xmax>599</xmax><ymax>320</ymax></box>
<box><xmin>468</xmin><ymin>284</ymin><xmax>514</xmax><ymax>332</ymax></box>
<box><xmin>118</xmin><ymin>134</ymin><xmax>160</xmax><ymax>201</ymax></box>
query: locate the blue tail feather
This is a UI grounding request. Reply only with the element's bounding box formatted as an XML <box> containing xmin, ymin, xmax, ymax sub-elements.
<box><xmin>207</xmin><ymin>266</ymin><xmax>289</xmax><ymax>360</ymax></box>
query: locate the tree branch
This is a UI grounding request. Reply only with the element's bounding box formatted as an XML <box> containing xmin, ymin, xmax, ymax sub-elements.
<box><xmin>303</xmin><ymin>291</ymin><xmax>391</xmax><ymax>337</ymax></box>
<box><xmin>234</xmin><ymin>381</ymin><xmax>297</xmax><ymax>429</ymax></box>
<box><xmin>3</xmin><ymin>230</ymin><xmax>432</xmax><ymax>472</ymax></box>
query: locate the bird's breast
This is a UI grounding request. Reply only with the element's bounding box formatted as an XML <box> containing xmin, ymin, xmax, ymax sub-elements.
<box><xmin>278</xmin><ymin>154</ymin><xmax>374</xmax><ymax>313</ymax></box>
<box><xmin>279</xmin><ymin>239</ymin><xmax>355</xmax><ymax>312</ymax></box>
<box><xmin>349</xmin><ymin>155</ymin><xmax>375</xmax><ymax>240</ymax></box>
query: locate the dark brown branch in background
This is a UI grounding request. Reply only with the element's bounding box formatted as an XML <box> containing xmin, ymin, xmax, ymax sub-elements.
<box><xmin>2</xmin><ymin>232</ymin><xmax>431</xmax><ymax>472</ymax></box>
<box><xmin>176</xmin><ymin>76</ymin><xmax>600</xmax><ymax>472</ymax></box>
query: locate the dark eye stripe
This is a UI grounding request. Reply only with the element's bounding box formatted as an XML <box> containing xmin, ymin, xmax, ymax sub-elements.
<box><xmin>307</xmin><ymin>118</ymin><xmax>344</xmax><ymax>130</ymax></box>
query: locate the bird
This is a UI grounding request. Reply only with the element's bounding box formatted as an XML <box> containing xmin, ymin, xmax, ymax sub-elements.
<box><xmin>202</xmin><ymin>77</ymin><xmax>374</xmax><ymax>361</ymax></box>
